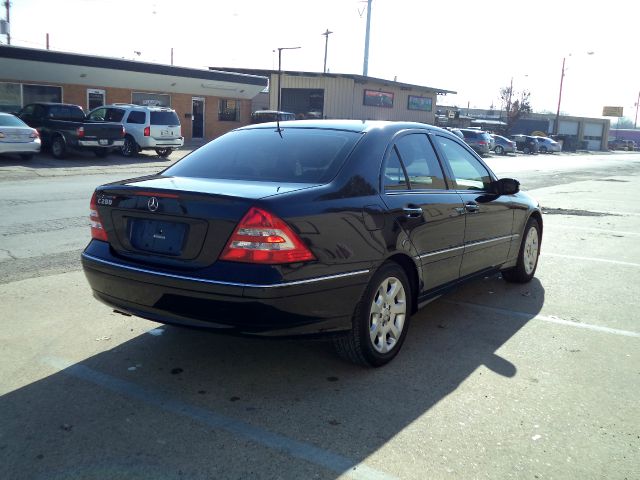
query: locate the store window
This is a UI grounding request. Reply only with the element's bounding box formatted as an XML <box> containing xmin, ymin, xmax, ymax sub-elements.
<box><xmin>0</xmin><ymin>82</ymin><xmax>21</xmax><ymax>113</ymax></box>
<box><xmin>219</xmin><ymin>99</ymin><xmax>240</xmax><ymax>121</ymax></box>
<box><xmin>23</xmin><ymin>84</ymin><xmax>62</xmax><ymax>105</ymax></box>
<box><xmin>131</xmin><ymin>92</ymin><xmax>171</xmax><ymax>107</ymax></box>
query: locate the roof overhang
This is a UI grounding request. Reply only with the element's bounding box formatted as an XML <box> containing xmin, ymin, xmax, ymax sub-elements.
<box><xmin>0</xmin><ymin>46</ymin><xmax>268</xmax><ymax>99</ymax></box>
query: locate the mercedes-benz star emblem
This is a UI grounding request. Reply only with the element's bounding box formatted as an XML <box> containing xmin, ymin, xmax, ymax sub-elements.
<box><xmin>147</xmin><ymin>197</ymin><xmax>159</xmax><ymax>212</ymax></box>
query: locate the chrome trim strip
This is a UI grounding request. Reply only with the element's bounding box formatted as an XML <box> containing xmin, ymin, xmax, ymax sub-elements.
<box><xmin>417</xmin><ymin>234</ymin><xmax>519</xmax><ymax>260</ymax></box>
<box><xmin>82</xmin><ymin>253</ymin><xmax>370</xmax><ymax>289</ymax></box>
<box><xmin>418</xmin><ymin>245</ymin><xmax>465</xmax><ymax>260</ymax></box>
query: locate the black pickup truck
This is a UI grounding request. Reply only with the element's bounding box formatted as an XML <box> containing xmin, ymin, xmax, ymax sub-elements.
<box><xmin>17</xmin><ymin>103</ymin><xmax>125</xmax><ymax>158</ymax></box>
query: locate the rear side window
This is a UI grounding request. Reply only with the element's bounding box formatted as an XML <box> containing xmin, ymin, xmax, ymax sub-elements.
<box><xmin>105</xmin><ymin>108</ymin><xmax>125</xmax><ymax>122</ymax></box>
<box><xmin>383</xmin><ymin>148</ymin><xmax>409</xmax><ymax>190</ymax></box>
<box><xmin>394</xmin><ymin>134</ymin><xmax>446</xmax><ymax>190</ymax></box>
<box><xmin>126</xmin><ymin>111</ymin><xmax>146</xmax><ymax>124</ymax></box>
<box><xmin>150</xmin><ymin>111</ymin><xmax>180</xmax><ymax>125</ymax></box>
<box><xmin>164</xmin><ymin>128</ymin><xmax>362</xmax><ymax>183</ymax></box>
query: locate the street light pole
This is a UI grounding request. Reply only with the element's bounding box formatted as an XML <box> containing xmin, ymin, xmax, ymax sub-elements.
<box><xmin>634</xmin><ymin>90</ymin><xmax>640</xmax><ymax>129</ymax></box>
<box><xmin>554</xmin><ymin>52</ymin><xmax>594</xmax><ymax>136</ymax></box>
<box><xmin>276</xmin><ymin>46</ymin><xmax>301</xmax><ymax>112</ymax></box>
<box><xmin>322</xmin><ymin>29</ymin><xmax>333</xmax><ymax>73</ymax></box>
<box><xmin>553</xmin><ymin>57</ymin><xmax>566</xmax><ymax>136</ymax></box>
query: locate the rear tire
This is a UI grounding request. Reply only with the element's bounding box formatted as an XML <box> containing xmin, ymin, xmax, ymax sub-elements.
<box><xmin>502</xmin><ymin>217</ymin><xmax>540</xmax><ymax>283</ymax></box>
<box><xmin>121</xmin><ymin>136</ymin><xmax>138</xmax><ymax>157</ymax></box>
<box><xmin>333</xmin><ymin>261</ymin><xmax>411</xmax><ymax>367</ymax></box>
<box><xmin>539</xmin><ymin>146</ymin><xmax>548</xmax><ymax>154</ymax></box>
<box><xmin>494</xmin><ymin>145</ymin><xmax>504</xmax><ymax>155</ymax></box>
<box><xmin>155</xmin><ymin>147</ymin><xmax>173</xmax><ymax>158</ymax></box>
<box><xmin>51</xmin><ymin>136</ymin><xmax>67</xmax><ymax>159</ymax></box>
<box><xmin>523</xmin><ymin>146</ymin><xmax>531</xmax><ymax>154</ymax></box>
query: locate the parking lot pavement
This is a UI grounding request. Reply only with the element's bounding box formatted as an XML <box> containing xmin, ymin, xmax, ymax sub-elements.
<box><xmin>1</xmin><ymin>154</ymin><xmax>639</xmax><ymax>479</ymax></box>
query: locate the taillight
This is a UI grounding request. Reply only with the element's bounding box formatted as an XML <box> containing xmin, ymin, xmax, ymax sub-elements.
<box><xmin>77</xmin><ymin>126</ymin><xmax>85</xmax><ymax>138</ymax></box>
<box><xmin>89</xmin><ymin>192</ymin><xmax>108</xmax><ymax>241</ymax></box>
<box><xmin>478</xmin><ymin>141</ymin><xmax>487</xmax><ymax>145</ymax></box>
<box><xmin>220</xmin><ymin>207</ymin><xmax>315</xmax><ymax>264</ymax></box>
<box><xmin>143</xmin><ymin>126</ymin><xmax>150</xmax><ymax>137</ymax></box>
<box><xmin>121</xmin><ymin>126</ymin><xmax>126</xmax><ymax>137</ymax></box>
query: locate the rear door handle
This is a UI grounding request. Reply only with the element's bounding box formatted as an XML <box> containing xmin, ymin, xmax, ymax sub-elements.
<box><xmin>465</xmin><ymin>202</ymin><xmax>480</xmax><ymax>213</ymax></box>
<box><xmin>402</xmin><ymin>206</ymin><xmax>423</xmax><ymax>218</ymax></box>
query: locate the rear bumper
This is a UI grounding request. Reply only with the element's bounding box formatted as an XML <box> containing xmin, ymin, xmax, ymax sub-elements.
<box><xmin>81</xmin><ymin>244</ymin><xmax>370</xmax><ymax>336</ymax></box>
<box><xmin>78</xmin><ymin>139</ymin><xmax>125</xmax><ymax>148</ymax></box>
<box><xmin>138</xmin><ymin>137</ymin><xmax>184</xmax><ymax>149</ymax></box>
<box><xmin>0</xmin><ymin>142</ymin><xmax>41</xmax><ymax>154</ymax></box>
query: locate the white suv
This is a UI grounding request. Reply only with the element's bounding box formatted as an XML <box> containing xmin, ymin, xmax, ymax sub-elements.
<box><xmin>87</xmin><ymin>104</ymin><xmax>184</xmax><ymax>157</ymax></box>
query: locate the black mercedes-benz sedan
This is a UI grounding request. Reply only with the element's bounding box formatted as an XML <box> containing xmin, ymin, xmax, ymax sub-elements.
<box><xmin>82</xmin><ymin>120</ymin><xmax>542</xmax><ymax>367</ymax></box>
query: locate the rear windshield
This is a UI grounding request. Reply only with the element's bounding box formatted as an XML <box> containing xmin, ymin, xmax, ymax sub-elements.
<box><xmin>150</xmin><ymin>111</ymin><xmax>180</xmax><ymax>125</ymax></box>
<box><xmin>49</xmin><ymin>106</ymin><xmax>85</xmax><ymax>121</ymax></box>
<box><xmin>164</xmin><ymin>127</ymin><xmax>362</xmax><ymax>183</ymax></box>
<box><xmin>0</xmin><ymin>115</ymin><xmax>27</xmax><ymax>127</ymax></box>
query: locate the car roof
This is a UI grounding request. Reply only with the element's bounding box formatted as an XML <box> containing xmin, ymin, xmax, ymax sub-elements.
<box><xmin>100</xmin><ymin>103</ymin><xmax>175</xmax><ymax>111</ymax></box>
<box><xmin>236</xmin><ymin>119</ymin><xmax>448</xmax><ymax>135</ymax></box>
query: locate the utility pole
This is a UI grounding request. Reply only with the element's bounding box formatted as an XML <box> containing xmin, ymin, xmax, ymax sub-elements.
<box><xmin>362</xmin><ymin>0</ymin><xmax>372</xmax><ymax>76</ymax></box>
<box><xmin>554</xmin><ymin>56</ymin><xmax>566</xmax><ymax>136</ymax></box>
<box><xmin>3</xmin><ymin>0</ymin><xmax>10</xmax><ymax>45</ymax></box>
<box><xmin>321</xmin><ymin>29</ymin><xmax>333</xmax><ymax>73</ymax></box>
<box><xmin>276</xmin><ymin>46</ymin><xmax>301</xmax><ymax>112</ymax></box>
<box><xmin>634</xmin><ymin>90</ymin><xmax>640</xmax><ymax>129</ymax></box>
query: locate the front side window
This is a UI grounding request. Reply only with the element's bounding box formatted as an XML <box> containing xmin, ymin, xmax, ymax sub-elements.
<box><xmin>434</xmin><ymin>136</ymin><xmax>492</xmax><ymax>191</ymax></box>
<box><xmin>219</xmin><ymin>99</ymin><xmax>240</xmax><ymax>121</ymax></box>
<box><xmin>394</xmin><ymin>134</ymin><xmax>446</xmax><ymax>190</ymax></box>
<box><xmin>88</xmin><ymin>108</ymin><xmax>107</xmax><ymax>121</ymax></box>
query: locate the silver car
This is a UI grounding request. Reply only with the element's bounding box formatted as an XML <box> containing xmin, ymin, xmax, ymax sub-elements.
<box><xmin>534</xmin><ymin>136</ymin><xmax>561</xmax><ymax>153</ymax></box>
<box><xmin>87</xmin><ymin>104</ymin><xmax>184</xmax><ymax>158</ymax></box>
<box><xmin>0</xmin><ymin>112</ymin><xmax>41</xmax><ymax>160</ymax></box>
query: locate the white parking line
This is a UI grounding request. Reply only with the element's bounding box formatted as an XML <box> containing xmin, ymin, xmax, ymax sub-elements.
<box><xmin>443</xmin><ymin>301</ymin><xmax>640</xmax><ymax>338</ymax></box>
<box><xmin>542</xmin><ymin>252</ymin><xmax>640</xmax><ymax>267</ymax></box>
<box><xmin>547</xmin><ymin>225</ymin><xmax>640</xmax><ymax>236</ymax></box>
<box><xmin>43</xmin><ymin>357</ymin><xmax>396</xmax><ymax>480</ymax></box>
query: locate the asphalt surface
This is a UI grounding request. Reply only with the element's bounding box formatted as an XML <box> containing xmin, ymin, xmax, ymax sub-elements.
<box><xmin>1</xmin><ymin>148</ymin><xmax>639</xmax><ymax>479</ymax></box>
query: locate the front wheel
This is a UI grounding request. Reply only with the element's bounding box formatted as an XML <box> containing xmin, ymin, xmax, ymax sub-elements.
<box><xmin>333</xmin><ymin>262</ymin><xmax>411</xmax><ymax>367</ymax></box>
<box><xmin>155</xmin><ymin>147</ymin><xmax>173</xmax><ymax>158</ymax></box>
<box><xmin>502</xmin><ymin>217</ymin><xmax>541</xmax><ymax>283</ymax></box>
<box><xmin>523</xmin><ymin>146</ymin><xmax>531</xmax><ymax>154</ymax></box>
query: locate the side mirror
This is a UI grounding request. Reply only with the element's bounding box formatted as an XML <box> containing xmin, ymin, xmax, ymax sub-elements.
<box><xmin>493</xmin><ymin>178</ymin><xmax>520</xmax><ymax>195</ymax></box>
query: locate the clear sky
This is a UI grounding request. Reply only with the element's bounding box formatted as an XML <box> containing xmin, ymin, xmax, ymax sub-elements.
<box><xmin>3</xmin><ymin>0</ymin><xmax>639</xmax><ymax>121</ymax></box>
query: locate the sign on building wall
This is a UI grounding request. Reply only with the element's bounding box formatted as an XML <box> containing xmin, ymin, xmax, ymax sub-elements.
<box><xmin>407</xmin><ymin>95</ymin><xmax>432</xmax><ymax>112</ymax></box>
<box><xmin>602</xmin><ymin>106</ymin><xmax>623</xmax><ymax>117</ymax></box>
<box><xmin>132</xmin><ymin>92</ymin><xmax>171</xmax><ymax>107</ymax></box>
<box><xmin>363</xmin><ymin>89</ymin><xmax>394</xmax><ymax>108</ymax></box>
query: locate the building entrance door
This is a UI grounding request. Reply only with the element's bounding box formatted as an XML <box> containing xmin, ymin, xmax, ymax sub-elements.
<box><xmin>192</xmin><ymin>97</ymin><xmax>205</xmax><ymax>139</ymax></box>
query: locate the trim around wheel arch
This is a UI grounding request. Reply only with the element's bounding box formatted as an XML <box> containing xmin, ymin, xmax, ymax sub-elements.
<box><xmin>385</xmin><ymin>253</ymin><xmax>421</xmax><ymax>314</ymax></box>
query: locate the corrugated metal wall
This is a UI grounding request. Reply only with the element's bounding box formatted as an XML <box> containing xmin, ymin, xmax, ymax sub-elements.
<box><xmin>269</xmin><ymin>74</ymin><xmax>436</xmax><ymax>123</ymax></box>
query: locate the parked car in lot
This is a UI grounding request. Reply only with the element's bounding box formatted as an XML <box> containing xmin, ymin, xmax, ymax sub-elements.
<box><xmin>0</xmin><ymin>112</ymin><xmax>41</xmax><ymax>160</ymax></box>
<box><xmin>17</xmin><ymin>103</ymin><xmax>125</xmax><ymax>159</ymax></box>
<box><xmin>510</xmin><ymin>134</ymin><xmax>540</xmax><ymax>154</ymax></box>
<box><xmin>82</xmin><ymin>120</ymin><xmax>542</xmax><ymax>367</ymax></box>
<box><xmin>87</xmin><ymin>104</ymin><xmax>183</xmax><ymax>158</ymax></box>
<box><xmin>490</xmin><ymin>134</ymin><xmax>516</xmax><ymax>155</ymax></box>
<box><xmin>459</xmin><ymin>128</ymin><xmax>492</xmax><ymax>155</ymax></box>
<box><xmin>250</xmin><ymin>110</ymin><xmax>296</xmax><ymax>124</ymax></box>
<box><xmin>534</xmin><ymin>136</ymin><xmax>561</xmax><ymax>153</ymax></box>
<box><xmin>608</xmin><ymin>138</ymin><xmax>636</xmax><ymax>151</ymax></box>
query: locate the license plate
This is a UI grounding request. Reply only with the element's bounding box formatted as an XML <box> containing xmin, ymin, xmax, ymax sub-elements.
<box><xmin>161</xmin><ymin>130</ymin><xmax>173</xmax><ymax>137</ymax></box>
<box><xmin>98</xmin><ymin>139</ymin><xmax>109</xmax><ymax>145</ymax></box>
<box><xmin>129</xmin><ymin>219</ymin><xmax>187</xmax><ymax>256</ymax></box>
